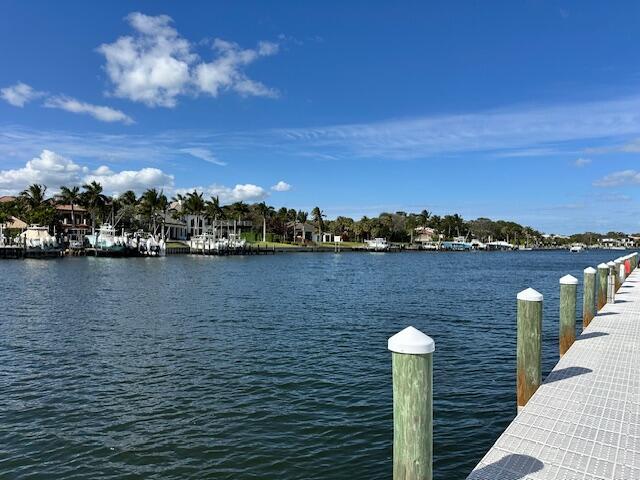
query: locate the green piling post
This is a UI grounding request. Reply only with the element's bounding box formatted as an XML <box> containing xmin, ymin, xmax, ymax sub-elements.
<box><xmin>517</xmin><ymin>288</ymin><xmax>543</xmax><ymax>413</ymax></box>
<box><xmin>597</xmin><ymin>263</ymin><xmax>608</xmax><ymax>311</ymax></box>
<box><xmin>583</xmin><ymin>267</ymin><xmax>596</xmax><ymax>329</ymax></box>
<box><xmin>389</xmin><ymin>326</ymin><xmax>435</xmax><ymax>480</ymax></box>
<box><xmin>559</xmin><ymin>275</ymin><xmax>578</xmax><ymax>356</ymax></box>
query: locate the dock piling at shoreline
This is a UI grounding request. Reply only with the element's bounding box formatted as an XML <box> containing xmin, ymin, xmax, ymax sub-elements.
<box><xmin>389</xmin><ymin>326</ymin><xmax>435</xmax><ymax>480</ymax></box>
<box><xmin>559</xmin><ymin>274</ymin><xmax>577</xmax><ymax>357</ymax></box>
<box><xmin>466</xmin><ymin>251</ymin><xmax>640</xmax><ymax>479</ymax></box>
<box><xmin>516</xmin><ymin>288</ymin><xmax>543</xmax><ymax>414</ymax></box>
<box><xmin>582</xmin><ymin>266</ymin><xmax>596</xmax><ymax>328</ymax></box>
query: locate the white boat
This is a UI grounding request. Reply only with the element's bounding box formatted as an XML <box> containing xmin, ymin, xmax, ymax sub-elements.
<box><xmin>85</xmin><ymin>224</ymin><xmax>128</xmax><ymax>255</ymax></box>
<box><xmin>518</xmin><ymin>246</ymin><xmax>533</xmax><ymax>251</ymax></box>
<box><xmin>365</xmin><ymin>238</ymin><xmax>390</xmax><ymax>252</ymax></box>
<box><xmin>17</xmin><ymin>225</ymin><xmax>61</xmax><ymax>257</ymax></box>
<box><xmin>569</xmin><ymin>244</ymin><xmax>585</xmax><ymax>253</ymax></box>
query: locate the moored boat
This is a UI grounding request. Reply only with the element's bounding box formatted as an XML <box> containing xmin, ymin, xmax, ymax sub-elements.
<box><xmin>365</xmin><ymin>238</ymin><xmax>390</xmax><ymax>252</ymax></box>
<box><xmin>18</xmin><ymin>225</ymin><xmax>62</xmax><ymax>258</ymax></box>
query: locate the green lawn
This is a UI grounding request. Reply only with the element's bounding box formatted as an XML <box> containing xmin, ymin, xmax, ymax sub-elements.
<box><xmin>166</xmin><ymin>241</ymin><xmax>189</xmax><ymax>248</ymax></box>
<box><xmin>252</xmin><ymin>241</ymin><xmax>299</xmax><ymax>248</ymax></box>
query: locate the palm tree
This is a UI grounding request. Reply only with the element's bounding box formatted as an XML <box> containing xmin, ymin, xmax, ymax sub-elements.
<box><xmin>120</xmin><ymin>190</ymin><xmax>138</xmax><ymax>206</ymax></box>
<box><xmin>204</xmin><ymin>196</ymin><xmax>224</xmax><ymax>236</ymax></box>
<box><xmin>184</xmin><ymin>190</ymin><xmax>205</xmax><ymax>237</ymax></box>
<box><xmin>59</xmin><ymin>185</ymin><xmax>81</xmax><ymax>227</ymax></box>
<box><xmin>311</xmin><ymin>206</ymin><xmax>325</xmax><ymax>243</ymax></box>
<box><xmin>20</xmin><ymin>184</ymin><xmax>47</xmax><ymax>210</ymax></box>
<box><xmin>140</xmin><ymin>188</ymin><xmax>164</xmax><ymax>234</ymax></box>
<box><xmin>81</xmin><ymin>181</ymin><xmax>107</xmax><ymax>234</ymax></box>
<box><xmin>255</xmin><ymin>202</ymin><xmax>275</xmax><ymax>242</ymax></box>
<box><xmin>297</xmin><ymin>210</ymin><xmax>309</xmax><ymax>243</ymax></box>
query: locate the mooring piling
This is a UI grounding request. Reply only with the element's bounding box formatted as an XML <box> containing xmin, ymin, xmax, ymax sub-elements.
<box><xmin>559</xmin><ymin>275</ymin><xmax>578</xmax><ymax>356</ymax></box>
<box><xmin>607</xmin><ymin>261</ymin><xmax>616</xmax><ymax>304</ymax></box>
<box><xmin>583</xmin><ymin>267</ymin><xmax>596</xmax><ymax>329</ymax></box>
<box><xmin>389</xmin><ymin>326</ymin><xmax>435</xmax><ymax>480</ymax></box>
<box><xmin>597</xmin><ymin>263</ymin><xmax>609</xmax><ymax>311</ymax></box>
<box><xmin>614</xmin><ymin>259</ymin><xmax>622</xmax><ymax>291</ymax></box>
<box><xmin>516</xmin><ymin>288</ymin><xmax>543</xmax><ymax>413</ymax></box>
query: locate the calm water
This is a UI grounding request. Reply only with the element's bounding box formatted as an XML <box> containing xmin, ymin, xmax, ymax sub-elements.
<box><xmin>0</xmin><ymin>250</ymin><xmax>623</xmax><ymax>479</ymax></box>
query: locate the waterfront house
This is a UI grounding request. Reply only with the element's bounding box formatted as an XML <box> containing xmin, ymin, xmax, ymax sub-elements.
<box><xmin>286</xmin><ymin>221</ymin><xmax>316</xmax><ymax>242</ymax></box>
<box><xmin>55</xmin><ymin>204</ymin><xmax>90</xmax><ymax>242</ymax></box>
<box><xmin>159</xmin><ymin>213</ymin><xmax>188</xmax><ymax>241</ymax></box>
<box><xmin>414</xmin><ymin>226</ymin><xmax>436</xmax><ymax>244</ymax></box>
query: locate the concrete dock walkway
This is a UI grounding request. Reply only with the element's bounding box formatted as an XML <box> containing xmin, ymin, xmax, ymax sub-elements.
<box><xmin>467</xmin><ymin>269</ymin><xmax>640</xmax><ymax>480</ymax></box>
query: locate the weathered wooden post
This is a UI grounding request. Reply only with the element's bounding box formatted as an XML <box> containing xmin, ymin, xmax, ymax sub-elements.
<box><xmin>607</xmin><ymin>261</ymin><xmax>616</xmax><ymax>304</ymax></box>
<box><xmin>559</xmin><ymin>275</ymin><xmax>578</xmax><ymax>356</ymax></box>
<box><xmin>597</xmin><ymin>263</ymin><xmax>609</xmax><ymax>311</ymax></box>
<box><xmin>389</xmin><ymin>326</ymin><xmax>435</xmax><ymax>480</ymax></box>
<box><xmin>517</xmin><ymin>288</ymin><xmax>542</xmax><ymax>413</ymax></box>
<box><xmin>614</xmin><ymin>259</ymin><xmax>622</xmax><ymax>291</ymax></box>
<box><xmin>583</xmin><ymin>267</ymin><xmax>596</xmax><ymax>329</ymax></box>
<box><xmin>620</xmin><ymin>262</ymin><xmax>626</xmax><ymax>284</ymax></box>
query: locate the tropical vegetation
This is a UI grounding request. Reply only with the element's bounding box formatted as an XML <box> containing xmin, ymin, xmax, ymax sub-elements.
<box><xmin>0</xmin><ymin>182</ymin><xmax>637</xmax><ymax>247</ymax></box>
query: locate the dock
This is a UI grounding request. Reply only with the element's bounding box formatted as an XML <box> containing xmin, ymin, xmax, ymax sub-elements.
<box><xmin>467</xmin><ymin>266</ymin><xmax>640</xmax><ymax>479</ymax></box>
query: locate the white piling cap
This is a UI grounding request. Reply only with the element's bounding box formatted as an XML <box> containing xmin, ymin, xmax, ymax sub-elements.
<box><xmin>388</xmin><ymin>326</ymin><xmax>435</xmax><ymax>354</ymax></box>
<box><xmin>584</xmin><ymin>267</ymin><xmax>597</xmax><ymax>274</ymax></box>
<box><xmin>598</xmin><ymin>263</ymin><xmax>609</xmax><ymax>269</ymax></box>
<box><xmin>560</xmin><ymin>274</ymin><xmax>578</xmax><ymax>285</ymax></box>
<box><xmin>517</xmin><ymin>287</ymin><xmax>543</xmax><ymax>302</ymax></box>
<box><xmin>607</xmin><ymin>261</ymin><xmax>616</xmax><ymax>267</ymax></box>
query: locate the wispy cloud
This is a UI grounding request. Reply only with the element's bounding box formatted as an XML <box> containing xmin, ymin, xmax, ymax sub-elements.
<box><xmin>273</xmin><ymin>95</ymin><xmax>640</xmax><ymax>160</ymax></box>
<box><xmin>44</xmin><ymin>96</ymin><xmax>134</xmax><ymax>124</ymax></box>
<box><xmin>180</xmin><ymin>147</ymin><xmax>226</xmax><ymax>166</ymax></box>
<box><xmin>4</xmin><ymin>93</ymin><xmax>640</xmax><ymax>169</ymax></box>
<box><xmin>573</xmin><ymin>157</ymin><xmax>591</xmax><ymax>167</ymax></box>
<box><xmin>0</xmin><ymin>82</ymin><xmax>45</xmax><ymax>107</ymax></box>
<box><xmin>593</xmin><ymin>170</ymin><xmax>640</xmax><ymax>187</ymax></box>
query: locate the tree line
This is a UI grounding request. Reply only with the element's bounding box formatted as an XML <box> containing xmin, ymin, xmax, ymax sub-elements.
<box><xmin>0</xmin><ymin>182</ymin><xmax>633</xmax><ymax>245</ymax></box>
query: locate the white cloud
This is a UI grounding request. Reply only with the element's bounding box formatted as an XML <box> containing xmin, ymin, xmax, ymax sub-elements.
<box><xmin>84</xmin><ymin>166</ymin><xmax>174</xmax><ymax>194</ymax></box>
<box><xmin>97</xmin><ymin>12</ymin><xmax>279</xmax><ymax>107</ymax></box>
<box><xmin>0</xmin><ymin>82</ymin><xmax>44</xmax><ymax>107</ymax></box>
<box><xmin>194</xmin><ymin>39</ymin><xmax>278</xmax><ymax>98</ymax></box>
<box><xmin>593</xmin><ymin>170</ymin><xmax>640</xmax><ymax>187</ymax></box>
<box><xmin>0</xmin><ymin>149</ymin><xmax>173</xmax><ymax>195</ymax></box>
<box><xmin>178</xmin><ymin>183</ymin><xmax>268</xmax><ymax>204</ymax></box>
<box><xmin>573</xmin><ymin>158</ymin><xmax>591</xmax><ymax>167</ymax></box>
<box><xmin>44</xmin><ymin>96</ymin><xmax>134</xmax><ymax>124</ymax></box>
<box><xmin>0</xmin><ymin>150</ymin><xmax>87</xmax><ymax>192</ymax></box>
<box><xmin>180</xmin><ymin>147</ymin><xmax>226</xmax><ymax>166</ymax></box>
<box><xmin>271</xmin><ymin>180</ymin><xmax>291</xmax><ymax>191</ymax></box>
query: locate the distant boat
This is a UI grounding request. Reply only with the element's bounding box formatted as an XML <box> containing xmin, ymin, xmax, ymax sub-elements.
<box><xmin>610</xmin><ymin>246</ymin><xmax>626</xmax><ymax>251</ymax></box>
<box><xmin>518</xmin><ymin>246</ymin><xmax>533</xmax><ymax>251</ymax></box>
<box><xmin>365</xmin><ymin>238</ymin><xmax>390</xmax><ymax>252</ymax></box>
<box><xmin>18</xmin><ymin>225</ymin><xmax>62</xmax><ymax>258</ymax></box>
<box><xmin>85</xmin><ymin>224</ymin><xmax>128</xmax><ymax>256</ymax></box>
<box><xmin>569</xmin><ymin>244</ymin><xmax>584</xmax><ymax>253</ymax></box>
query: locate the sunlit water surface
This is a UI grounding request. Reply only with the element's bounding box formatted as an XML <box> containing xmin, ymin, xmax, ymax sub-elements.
<box><xmin>0</xmin><ymin>250</ymin><xmax>622</xmax><ymax>479</ymax></box>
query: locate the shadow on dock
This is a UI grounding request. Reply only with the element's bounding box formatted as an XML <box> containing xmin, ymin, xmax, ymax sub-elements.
<box><xmin>544</xmin><ymin>366</ymin><xmax>592</xmax><ymax>384</ymax></box>
<box><xmin>467</xmin><ymin>454</ymin><xmax>543</xmax><ymax>480</ymax></box>
<box><xmin>576</xmin><ymin>331</ymin><xmax>608</xmax><ymax>341</ymax></box>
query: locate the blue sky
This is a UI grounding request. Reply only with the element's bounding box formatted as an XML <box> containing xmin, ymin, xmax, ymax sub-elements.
<box><xmin>1</xmin><ymin>1</ymin><xmax>640</xmax><ymax>233</ymax></box>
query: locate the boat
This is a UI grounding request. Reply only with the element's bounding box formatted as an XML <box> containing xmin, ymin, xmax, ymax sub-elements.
<box><xmin>365</xmin><ymin>238</ymin><xmax>390</xmax><ymax>252</ymax></box>
<box><xmin>518</xmin><ymin>246</ymin><xmax>533</xmax><ymax>251</ymax></box>
<box><xmin>85</xmin><ymin>224</ymin><xmax>128</xmax><ymax>256</ymax></box>
<box><xmin>569</xmin><ymin>244</ymin><xmax>585</xmax><ymax>253</ymax></box>
<box><xmin>610</xmin><ymin>246</ymin><xmax>626</xmax><ymax>251</ymax></box>
<box><xmin>441</xmin><ymin>240</ymin><xmax>472</xmax><ymax>251</ymax></box>
<box><xmin>18</xmin><ymin>225</ymin><xmax>62</xmax><ymax>258</ymax></box>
